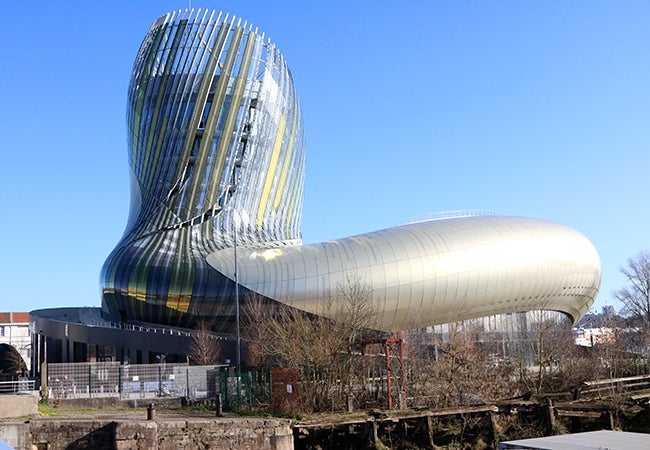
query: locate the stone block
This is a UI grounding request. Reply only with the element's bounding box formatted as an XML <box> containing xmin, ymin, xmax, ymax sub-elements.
<box><xmin>0</xmin><ymin>393</ymin><xmax>38</xmax><ymax>419</ymax></box>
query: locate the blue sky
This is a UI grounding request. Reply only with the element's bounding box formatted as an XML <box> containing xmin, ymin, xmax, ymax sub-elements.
<box><xmin>1</xmin><ymin>1</ymin><xmax>648</xmax><ymax>315</ymax></box>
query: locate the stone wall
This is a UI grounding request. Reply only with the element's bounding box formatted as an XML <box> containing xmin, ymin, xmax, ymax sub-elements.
<box><xmin>28</xmin><ymin>417</ymin><xmax>293</xmax><ymax>450</ymax></box>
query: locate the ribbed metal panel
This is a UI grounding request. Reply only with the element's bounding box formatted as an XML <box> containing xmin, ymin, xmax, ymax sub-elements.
<box><xmin>206</xmin><ymin>215</ymin><xmax>601</xmax><ymax>330</ymax></box>
<box><xmin>102</xmin><ymin>10</ymin><xmax>304</xmax><ymax>329</ymax></box>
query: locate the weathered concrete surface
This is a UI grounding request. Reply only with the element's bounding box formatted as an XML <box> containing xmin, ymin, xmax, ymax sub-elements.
<box><xmin>0</xmin><ymin>421</ymin><xmax>30</xmax><ymax>449</ymax></box>
<box><xmin>52</xmin><ymin>396</ymin><xmax>183</xmax><ymax>410</ymax></box>
<box><xmin>0</xmin><ymin>392</ymin><xmax>38</xmax><ymax>419</ymax></box>
<box><xmin>29</xmin><ymin>417</ymin><xmax>293</xmax><ymax>450</ymax></box>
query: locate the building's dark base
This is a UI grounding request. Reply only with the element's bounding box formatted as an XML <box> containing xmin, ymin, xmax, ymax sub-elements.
<box><xmin>29</xmin><ymin>307</ymin><xmax>240</xmax><ymax>379</ymax></box>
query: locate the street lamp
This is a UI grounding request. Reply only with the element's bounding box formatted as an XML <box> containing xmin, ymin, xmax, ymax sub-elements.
<box><xmin>231</xmin><ymin>208</ymin><xmax>249</xmax><ymax>409</ymax></box>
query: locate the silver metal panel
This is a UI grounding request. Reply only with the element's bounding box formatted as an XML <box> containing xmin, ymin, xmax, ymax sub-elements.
<box><xmin>207</xmin><ymin>215</ymin><xmax>601</xmax><ymax>331</ymax></box>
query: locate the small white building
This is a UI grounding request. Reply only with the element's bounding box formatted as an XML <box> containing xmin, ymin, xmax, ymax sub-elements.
<box><xmin>0</xmin><ymin>312</ymin><xmax>31</xmax><ymax>371</ymax></box>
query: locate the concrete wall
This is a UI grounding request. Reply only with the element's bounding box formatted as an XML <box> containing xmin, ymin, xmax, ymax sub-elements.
<box><xmin>29</xmin><ymin>417</ymin><xmax>293</xmax><ymax>450</ymax></box>
<box><xmin>0</xmin><ymin>421</ymin><xmax>30</xmax><ymax>450</ymax></box>
<box><xmin>0</xmin><ymin>392</ymin><xmax>38</xmax><ymax>419</ymax></box>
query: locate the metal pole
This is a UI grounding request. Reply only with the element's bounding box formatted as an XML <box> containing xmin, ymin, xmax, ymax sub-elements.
<box><xmin>234</xmin><ymin>212</ymin><xmax>241</xmax><ymax>409</ymax></box>
<box><xmin>362</xmin><ymin>344</ymin><xmax>368</xmax><ymax>410</ymax></box>
<box><xmin>41</xmin><ymin>336</ymin><xmax>47</xmax><ymax>396</ymax></box>
<box><xmin>385</xmin><ymin>340</ymin><xmax>392</xmax><ymax>410</ymax></box>
<box><xmin>400</xmin><ymin>339</ymin><xmax>407</xmax><ymax>409</ymax></box>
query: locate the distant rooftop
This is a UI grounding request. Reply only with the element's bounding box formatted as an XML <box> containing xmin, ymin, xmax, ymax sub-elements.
<box><xmin>0</xmin><ymin>312</ymin><xmax>29</xmax><ymax>323</ymax></box>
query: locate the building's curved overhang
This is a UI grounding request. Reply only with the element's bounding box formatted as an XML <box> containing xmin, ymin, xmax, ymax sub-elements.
<box><xmin>207</xmin><ymin>215</ymin><xmax>601</xmax><ymax>331</ymax></box>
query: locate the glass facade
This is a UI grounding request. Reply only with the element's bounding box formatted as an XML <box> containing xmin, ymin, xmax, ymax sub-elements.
<box><xmin>102</xmin><ymin>9</ymin><xmax>601</xmax><ymax>332</ymax></box>
<box><xmin>101</xmin><ymin>10</ymin><xmax>304</xmax><ymax>330</ymax></box>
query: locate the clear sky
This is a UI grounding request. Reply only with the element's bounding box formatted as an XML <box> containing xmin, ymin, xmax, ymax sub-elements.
<box><xmin>1</xmin><ymin>1</ymin><xmax>648</xmax><ymax>315</ymax></box>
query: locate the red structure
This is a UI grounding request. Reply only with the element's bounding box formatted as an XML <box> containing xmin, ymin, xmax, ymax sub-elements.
<box><xmin>360</xmin><ymin>337</ymin><xmax>406</xmax><ymax>410</ymax></box>
<box><xmin>270</xmin><ymin>368</ymin><xmax>301</xmax><ymax>414</ymax></box>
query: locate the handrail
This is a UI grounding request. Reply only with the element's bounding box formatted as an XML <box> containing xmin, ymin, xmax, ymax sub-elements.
<box><xmin>78</xmin><ymin>307</ymin><xmax>229</xmax><ymax>340</ymax></box>
<box><xmin>406</xmin><ymin>210</ymin><xmax>501</xmax><ymax>224</ymax></box>
<box><xmin>0</xmin><ymin>379</ymin><xmax>36</xmax><ymax>394</ymax></box>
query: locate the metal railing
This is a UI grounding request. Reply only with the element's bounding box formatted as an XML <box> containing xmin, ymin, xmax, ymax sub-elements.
<box><xmin>0</xmin><ymin>378</ymin><xmax>36</xmax><ymax>394</ymax></box>
<box><xmin>47</xmin><ymin>362</ymin><xmax>224</xmax><ymax>400</ymax></box>
<box><xmin>406</xmin><ymin>209</ymin><xmax>501</xmax><ymax>225</ymax></box>
<box><xmin>78</xmin><ymin>307</ymin><xmax>194</xmax><ymax>336</ymax></box>
<box><xmin>45</xmin><ymin>362</ymin><xmax>270</xmax><ymax>408</ymax></box>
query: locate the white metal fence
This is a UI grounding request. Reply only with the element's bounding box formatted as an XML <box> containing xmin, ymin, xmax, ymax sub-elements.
<box><xmin>47</xmin><ymin>362</ymin><xmax>228</xmax><ymax>401</ymax></box>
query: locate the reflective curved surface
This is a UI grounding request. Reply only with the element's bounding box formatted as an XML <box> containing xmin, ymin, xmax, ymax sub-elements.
<box><xmin>101</xmin><ymin>10</ymin><xmax>304</xmax><ymax>329</ymax></box>
<box><xmin>207</xmin><ymin>215</ymin><xmax>601</xmax><ymax>330</ymax></box>
<box><xmin>101</xmin><ymin>9</ymin><xmax>601</xmax><ymax>332</ymax></box>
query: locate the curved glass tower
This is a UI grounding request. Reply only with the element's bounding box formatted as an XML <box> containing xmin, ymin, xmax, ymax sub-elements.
<box><xmin>102</xmin><ymin>10</ymin><xmax>305</xmax><ymax>329</ymax></box>
<box><xmin>102</xmin><ymin>9</ymin><xmax>601</xmax><ymax>333</ymax></box>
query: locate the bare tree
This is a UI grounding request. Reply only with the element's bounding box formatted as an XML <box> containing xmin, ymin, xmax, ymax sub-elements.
<box><xmin>407</xmin><ymin>324</ymin><xmax>517</xmax><ymax>409</ymax></box>
<box><xmin>242</xmin><ymin>276</ymin><xmax>378</xmax><ymax>412</ymax></box>
<box><xmin>336</xmin><ymin>276</ymin><xmax>377</xmax><ymax>343</ymax></box>
<box><xmin>615</xmin><ymin>251</ymin><xmax>650</xmax><ymax>334</ymax></box>
<box><xmin>588</xmin><ymin>307</ymin><xmax>635</xmax><ymax>380</ymax></box>
<box><xmin>532</xmin><ymin>314</ymin><xmax>571</xmax><ymax>393</ymax></box>
<box><xmin>188</xmin><ymin>321</ymin><xmax>221</xmax><ymax>365</ymax></box>
<box><xmin>241</xmin><ymin>294</ymin><xmax>274</xmax><ymax>369</ymax></box>
<box><xmin>507</xmin><ymin>309</ymin><xmax>578</xmax><ymax>394</ymax></box>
